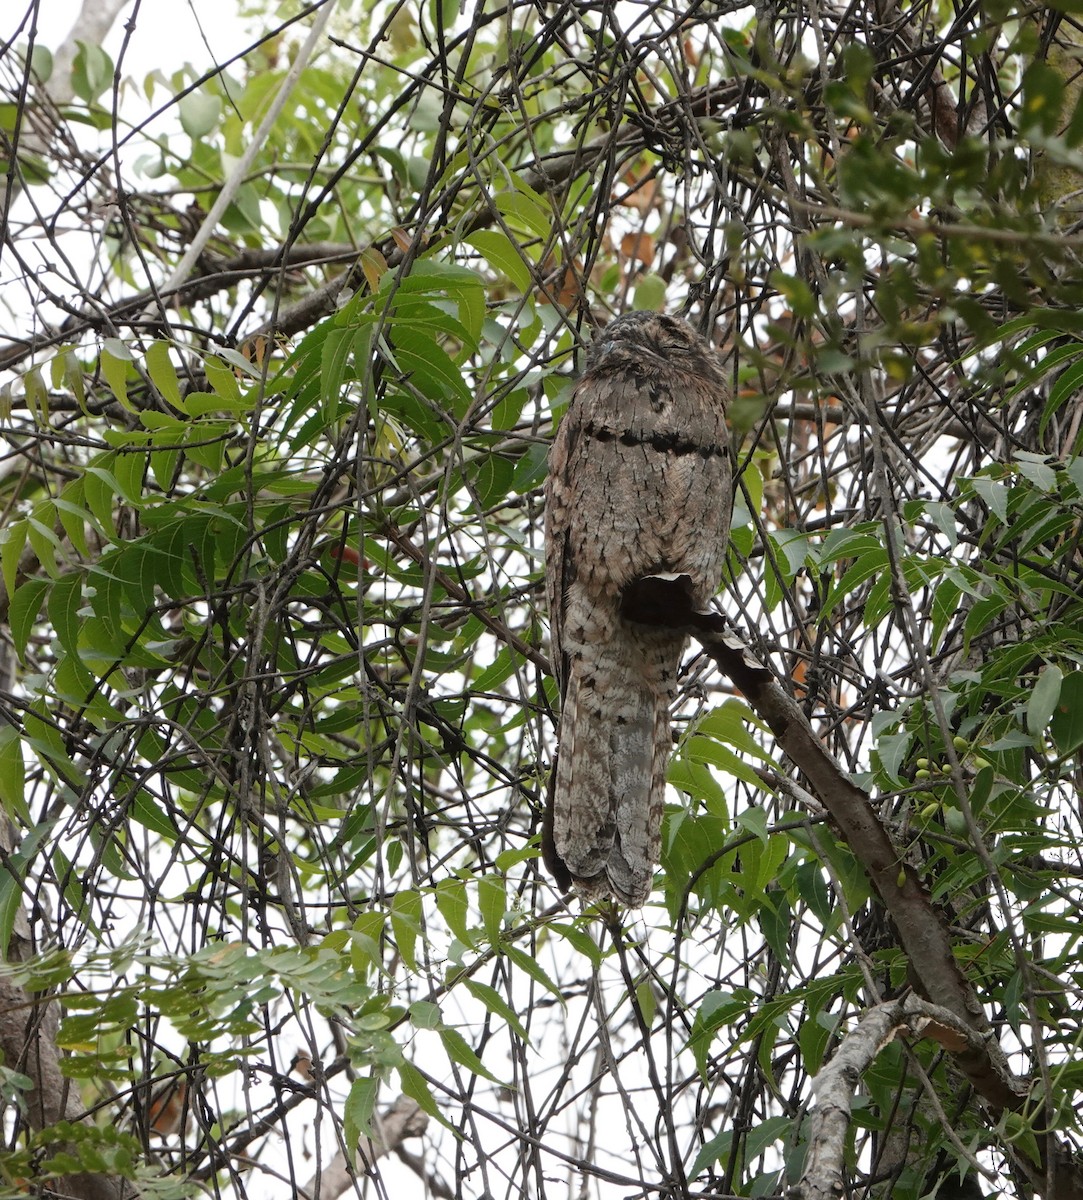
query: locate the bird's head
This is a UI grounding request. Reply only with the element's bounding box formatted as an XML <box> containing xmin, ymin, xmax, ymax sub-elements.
<box><xmin>587</xmin><ymin>312</ymin><xmax>721</xmax><ymax>380</ymax></box>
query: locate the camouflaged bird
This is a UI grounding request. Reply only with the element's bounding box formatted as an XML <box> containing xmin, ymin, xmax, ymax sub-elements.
<box><xmin>543</xmin><ymin>312</ymin><xmax>733</xmax><ymax>906</ymax></box>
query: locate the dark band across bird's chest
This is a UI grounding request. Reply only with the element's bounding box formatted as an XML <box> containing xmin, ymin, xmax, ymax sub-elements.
<box><xmin>581</xmin><ymin>420</ymin><xmax>725</xmax><ymax>460</ymax></box>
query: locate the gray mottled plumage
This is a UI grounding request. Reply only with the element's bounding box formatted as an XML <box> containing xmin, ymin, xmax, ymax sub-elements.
<box><xmin>543</xmin><ymin>312</ymin><xmax>733</xmax><ymax>906</ymax></box>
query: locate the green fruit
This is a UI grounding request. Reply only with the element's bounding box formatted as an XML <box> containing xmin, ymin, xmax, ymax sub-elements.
<box><xmin>944</xmin><ymin>808</ymin><xmax>968</xmax><ymax>837</ymax></box>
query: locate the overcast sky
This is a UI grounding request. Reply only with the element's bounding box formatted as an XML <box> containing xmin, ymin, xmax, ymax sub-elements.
<box><xmin>14</xmin><ymin>0</ymin><xmax>250</xmax><ymax>79</ymax></box>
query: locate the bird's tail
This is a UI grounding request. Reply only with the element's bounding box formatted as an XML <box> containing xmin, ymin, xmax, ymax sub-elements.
<box><xmin>545</xmin><ymin>641</ymin><xmax>676</xmax><ymax>906</ymax></box>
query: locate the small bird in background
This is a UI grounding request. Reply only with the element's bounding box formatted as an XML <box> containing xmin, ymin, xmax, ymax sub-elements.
<box><xmin>146</xmin><ymin>1075</ymin><xmax>188</xmax><ymax>1137</ymax></box>
<box><xmin>543</xmin><ymin>312</ymin><xmax>732</xmax><ymax>906</ymax></box>
<box><xmin>289</xmin><ymin>1049</ymin><xmax>316</xmax><ymax>1085</ymax></box>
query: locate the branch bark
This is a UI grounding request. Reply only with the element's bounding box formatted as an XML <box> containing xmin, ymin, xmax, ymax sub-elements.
<box><xmin>0</xmin><ymin>812</ymin><xmax>138</xmax><ymax>1200</ymax></box>
<box><xmin>797</xmin><ymin>996</ymin><xmax>995</xmax><ymax>1200</ymax></box>
<box><xmin>622</xmin><ymin>575</ymin><xmax>1083</xmax><ymax>1197</ymax></box>
<box><xmin>46</xmin><ymin>0</ymin><xmax>130</xmax><ymax>108</ymax></box>
<box><xmin>623</xmin><ymin>578</ymin><xmax>1009</xmax><ymax>1082</ymax></box>
<box><xmin>296</xmin><ymin>1095</ymin><xmax>428</xmax><ymax>1200</ymax></box>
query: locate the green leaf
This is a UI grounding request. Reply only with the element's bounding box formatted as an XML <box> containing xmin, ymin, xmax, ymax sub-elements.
<box><xmin>472</xmin><ymin>647</ymin><xmax>517</xmax><ymax>694</ymax></box>
<box><xmin>99</xmin><ymin>342</ymin><xmax>133</xmax><ymax>409</ymax></box>
<box><xmin>112</xmin><ymin>451</ymin><xmax>146</xmax><ymax>505</ymax></box>
<box><xmin>30</xmin><ymin>44</ymin><xmax>53</xmax><ymax>82</ymax></box>
<box><xmin>0</xmin><ymin>819</ymin><xmax>57</xmax><ymax>956</ymax></box>
<box><xmin>503</xmin><ymin>943</ymin><xmax>563</xmax><ymax>1001</ymax></box>
<box><xmin>1000</xmin><ymin>1110</ymin><xmax>1042</xmax><ymax>1166</ymax></box>
<box><xmin>146</xmin><ymin>341</ymin><xmax>185</xmax><ymax>412</ymax></box>
<box><xmin>409</xmin><ymin>1000</ymin><xmax>442</xmax><ymax>1030</ymax></box>
<box><xmin>466</xmin><ymin>231</ymin><xmax>531</xmax><ymax>291</ymax></box>
<box><xmin>1021</xmin><ymin>60</ymin><xmax>1065</xmax><ymax>136</ymax></box>
<box><xmin>547</xmin><ymin>922</ymin><xmax>603</xmax><ymax>966</ymax></box>
<box><xmin>494</xmin><ymin>188</ymin><xmax>550</xmax><ymax>241</ymax></box>
<box><xmin>72</xmin><ymin>42</ymin><xmax>114</xmax><ymax>102</ymax></box>
<box><xmin>798</xmin><ymin>1008</ymin><xmax>834</xmax><ymax>1075</ymax></box>
<box><xmin>476</xmin><ymin>874</ymin><xmax>505</xmax><ymax>946</ymax></box>
<box><xmin>47</xmin><ymin>573</ymin><xmax>83</xmax><ymax>659</ymax></box>
<box><xmin>471</xmin><ymin>453</ymin><xmax>516</xmax><ymax>510</ymax></box>
<box><xmin>795</xmin><ymin>862</ymin><xmax>833</xmax><ymax>925</ymax></box>
<box><xmin>689</xmin><ymin>1128</ymin><xmax>732</xmax><ymax>1178</ymax></box>
<box><xmin>770</xmin><ymin>270</ymin><xmax>816</xmax><ymax>318</ymax></box>
<box><xmin>875</xmin><ymin>730</ymin><xmax>913</xmax><ymax>785</ymax></box>
<box><xmin>1041</xmin><ymin>355</ymin><xmax>1083</xmax><ymax>437</ymax></box>
<box><xmin>464</xmin><ymin>980</ymin><xmax>529</xmax><ymax>1042</ymax></box>
<box><xmin>435</xmin><ymin>878</ymin><xmax>474</xmax><ymax>947</ymax></box>
<box><xmin>635</xmin><ymin>979</ymin><xmax>657</xmax><ymax>1027</ymax></box>
<box><xmin>320</xmin><ymin>326</ymin><xmax>353</xmax><ymax>425</ymax></box>
<box><xmin>970</xmin><ymin>476</ymin><xmax>1009</xmax><ymax>524</ymax></box>
<box><xmin>390</xmin><ymin>889</ymin><xmax>423</xmax><ymax>973</ymax></box>
<box><xmin>54</xmin><ymin>488</ymin><xmax>95</xmax><ymax>558</ymax></box>
<box><xmin>1051</xmin><ymin>671</ymin><xmax>1083</xmax><ymax>755</ymax></box>
<box><xmin>10</xmin><ymin>578</ymin><xmax>49</xmax><ymax>659</ymax></box>
<box><xmin>685</xmin><ymin>734</ymin><xmax>764</xmax><ymax>789</ymax></box>
<box><xmin>23</xmin><ymin>366</ymin><xmax>48</xmax><ymax>423</ymax></box>
<box><xmin>633</xmin><ymin>273</ymin><xmax>667</xmax><ymax>311</ymax></box>
<box><xmin>735</xmin><ymin>805</ymin><xmax>769</xmax><ymax>845</ymax></box>
<box><xmin>439</xmin><ymin>1027</ymin><xmax>503</xmax><ymax>1084</ymax></box>
<box><xmin>739</xmin><ymin>833</ymin><xmax>788</xmax><ymax>898</ymax></box>
<box><xmin>0</xmin><ymin>727</ymin><xmax>26</xmax><ymax>822</ymax></box>
<box><xmin>350</xmin><ymin>912</ymin><xmax>386</xmax><ymax>979</ymax></box>
<box><xmin>204</xmin><ymin>355</ymin><xmax>243</xmax><ymax>404</ymax></box>
<box><xmin>1027</xmin><ymin>665</ymin><xmax>1063</xmax><ymax>738</ymax></box>
<box><xmin>760</xmin><ymin>892</ymin><xmax>792</xmax><ymax>965</ymax></box>
<box><xmin>398</xmin><ymin>1059</ymin><xmax>452</xmax><ymax>1130</ymax></box>
<box><xmin>384</xmin><ymin>259</ymin><xmax>485</xmax><ymax>347</ymax></box>
<box><xmin>179</xmin><ymin>91</ymin><xmax>222</xmax><ymax>139</ymax></box>
<box><xmin>83</xmin><ymin>461</ymin><xmax>121</xmax><ymax>530</ymax></box>
<box><xmin>688</xmin><ymin>989</ymin><xmax>751</xmax><ymax>1082</ymax></box>
<box><xmin>389</xmin><ymin>329</ymin><xmax>471</xmax><ymax>408</ymax></box>
<box><xmin>1014</xmin><ymin>452</ymin><xmax>1057</xmax><ymax>492</ymax></box>
<box><xmin>744</xmin><ymin>1115</ymin><xmax>792</xmax><ymax>1163</ymax></box>
<box><xmin>23</xmin><ymin>709</ymin><xmax>83</xmax><ymax>786</ymax></box>
<box><xmin>694</xmin><ymin>701</ymin><xmax>773</xmax><ymax>761</ymax></box>
<box><xmin>828</xmin><ymin>548</ymin><xmax>889</xmax><ymax>615</ymax></box>
<box><xmin>27</xmin><ymin>505</ymin><xmax>62</xmax><ymax>578</ymax></box>
<box><xmin>770</xmin><ymin>530</ymin><xmax>814</xmax><ymax>582</ymax></box>
<box><xmin>0</xmin><ymin>519</ymin><xmax>27</xmax><ymax>603</ymax></box>
<box><xmin>130</xmin><ymin>791</ymin><xmax>178</xmax><ymax>841</ymax></box>
<box><xmin>509</xmin><ymin>442</ymin><xmax>548</xmax><ymax>498</ymax></box>
<box><xmin>343</xmin><ymin>1076</ymin><xmax>378</xmax><ymax>1168</ymax></box>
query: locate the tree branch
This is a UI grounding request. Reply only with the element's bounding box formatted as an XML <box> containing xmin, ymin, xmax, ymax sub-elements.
<box><xmin>621</xmin><ymin>576</ymin><xmax>1020</xmax><ymax>1104</ymax></box>
<box><xmin>296</xmin><ymin>1095</ymin><xmax>428</xmax><ymax>1200</ymax></box>
<box><xmin>47</xmin><ymin>0</ymin><xmax>130</xmax><ymax>108</ymax></box>
<box><xmin>798</xmin><ymin>995</ymin><xmax>995</xmax><ymax>1200</ymax></box>
<box><xmin>0</xmin><ymin>812</ymin><xmax>138</xmax><ymax>1200</ymax></box>
<box><xmin>623</xmin><ymin>575</ymin><xmax>1083</xmax><ymax>1196</ymax></box>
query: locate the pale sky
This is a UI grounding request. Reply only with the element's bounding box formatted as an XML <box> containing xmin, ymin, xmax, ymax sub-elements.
<box><xmin>15</xmin><ymin>0</ymin><xmax>250</xmax><ymax>79</ymax></box>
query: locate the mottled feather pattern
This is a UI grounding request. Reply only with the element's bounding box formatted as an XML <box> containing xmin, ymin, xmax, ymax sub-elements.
<box><xmin>543</xmin><ymin>312</ymin><xmax>733</xmax><ymax>906</ymax></box>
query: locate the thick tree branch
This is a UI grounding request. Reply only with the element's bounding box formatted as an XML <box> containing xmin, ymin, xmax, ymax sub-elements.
<box><xmin>296</xmin><ymin>1096</ymin><xmax>428</xmax><ymax>1200</ymax></box>
<box><xmin>797</xmin><ymin>995</ymin><xmax>996</xmax><ymax>1200</ymax></box>
<box><xmin>0</xmin><ymin>814</ymin><xmax>137</xmax><ymax>1200</ymax></box>
<box><xmin>47</xmin><ymin>0</ymin><xmax>130</xmax><ymax>108</ymax></box>
<box><xmin>624</xmin><ymin>576</ymin><xmax>1083</xmax><ymax>1196</ymax></box>
<box><xmin>621</xmin><ymin>576</ymin><xmax>1021</xmax><ymax>1105</ymax></box>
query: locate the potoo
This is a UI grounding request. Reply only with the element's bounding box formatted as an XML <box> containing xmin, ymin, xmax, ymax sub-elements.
<box><xmin>543</xmin><ymin>312</ymin><xmax>732</xmax><ymax>906</ymax></box>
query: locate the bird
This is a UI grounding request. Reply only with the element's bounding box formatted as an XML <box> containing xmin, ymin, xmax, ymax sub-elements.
<box><xmin>543</xmin><ymin>311</ymin><xmax>733</xmax><ymax>906</ymax></box>
<box><xmin>146</xmin><ymin>1075</ymin><xmax>188</xmax><ymax>1137</ymax></box>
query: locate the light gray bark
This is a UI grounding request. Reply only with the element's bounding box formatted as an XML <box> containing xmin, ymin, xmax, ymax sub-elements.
<box><xmin>47</xmin><ymin>0</ymin><xmax>130</xmax><ymax>107</ymax></box>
